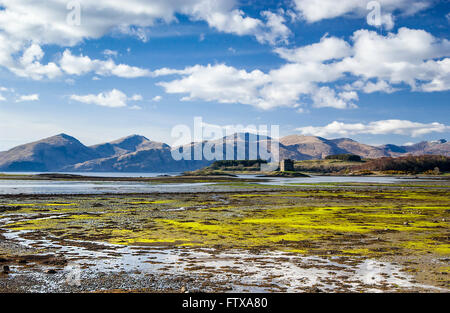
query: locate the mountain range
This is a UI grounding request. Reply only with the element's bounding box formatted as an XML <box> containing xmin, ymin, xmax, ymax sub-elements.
<box><xmin>0</xmin><ymin>133</ymin><xmax>448</xmax><ymax>172</ymax></box>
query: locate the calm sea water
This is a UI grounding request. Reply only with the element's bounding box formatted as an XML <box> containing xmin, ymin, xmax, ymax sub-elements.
<box><xmin>2</xmin><ymin>172</ymin><xmax>182</xmax><ymax>178</ymax></box>
<box><xmin>236</xmin><ymin>175</ymin><xmax>425</xmax><ymax>185</ymax></box>
<box><xmin>0</xmin><ymin>172</ymin><xmax>426</xmax><ymax>195</ymax></box>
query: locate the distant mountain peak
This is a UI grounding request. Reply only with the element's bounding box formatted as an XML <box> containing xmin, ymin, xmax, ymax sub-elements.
<box><xmin>111</xmin><ymin>134</ymin><xmax>149</xmax><ymax>143</ymax></box>
<box><xmin>108</xmin><ymin>134</ymin><xmax>150</xmax><ymax>149</ymax></box>
<box><xmin>55</xmin><ymin>133</ymin><xmax>72</xmax><ymax>138</ymax></box>
<box><xmin>32</xmin><ymin>133</ymin><xmax>85</xmax><ymax>147</ymax></box>
<box><xmin>89</xmin><ymin>134</ymin><xmax>167</xmax><ymax>160</ymax></box>
<box><xmin>45</xmin><ymin>133</ymin><xmax>78</xmax><ymax>141</ymax></box>
<box><xmin>0</xmin><ymin>133</ymin><xmax>95</xmax><ymax>171</ymax></box>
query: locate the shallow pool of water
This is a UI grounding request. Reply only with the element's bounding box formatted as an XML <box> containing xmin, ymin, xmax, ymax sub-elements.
<box><xmin>0</xmin><ymin>175</ymin><xmax>431</xmax><ymax>195</ymax></box>
<box><xmin>1</xmin><ymin>172</ymin><xmax>181</xmax><ymax>178</ymax></box>
<box><xmin>0</xmin><ymin>180</ymin><xmax>215</xmax><ymax>194</ymax></box>
<box><xmin>247</xmin><ymin>175</ymin><xmax>426</xmax><ymax>185</ymax></box>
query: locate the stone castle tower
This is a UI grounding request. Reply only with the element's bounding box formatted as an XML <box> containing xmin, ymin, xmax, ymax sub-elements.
<box><xmin>280</xmin><ymin>159</ymin><xmax>294</xmax><ymax>172</ymax></box>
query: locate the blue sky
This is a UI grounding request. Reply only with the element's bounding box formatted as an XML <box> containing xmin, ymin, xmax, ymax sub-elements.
<box><xmin>0</xmin><ymin>0</ymin><xmax>449</xmax><ymax>150</ymax></box>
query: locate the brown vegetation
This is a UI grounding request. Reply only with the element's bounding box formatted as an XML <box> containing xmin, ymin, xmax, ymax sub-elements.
<box><xmin>359</xmin><ymin>155</ymin><xmax>450</xmax><ymax>174</ymax></box>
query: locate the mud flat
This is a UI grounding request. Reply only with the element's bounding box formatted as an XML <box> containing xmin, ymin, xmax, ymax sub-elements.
<box><xmin>0</xmin><ymin>179</ymin><xmax>448</xmax><ymax>293</ymax></box>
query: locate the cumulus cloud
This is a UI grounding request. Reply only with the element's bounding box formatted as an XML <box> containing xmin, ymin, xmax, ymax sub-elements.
<box><xmin>157</xmin><ymin>64</ymin><xmax>275</xmax><ymax>109</ymax></box>
<box><xmin>311</xmin><ymin>87</ymin><xmax>358</xmax><ymax>109</ymax></box>
<box><xmin>156</xmin><ymin>61</ymin><xmax>354</xmax><ymax>110</ymax></box>
<box><xmin>0</xmin><ymin>0</ymin><xmax>291</xmax><ymax>79</ymax></box>
<box><xmin>0</xmin><ymin>44</ymin><xmax>150</xmax><ymax>80</ymax></box>
<box><xmin>70</xmin><ymin>89</ymin><xmax>142</xmax><ymax>108</ymax></box>
<box><xmin>155</xmin><ymin>28</ymin><xmax>449</xmax><ymax>110</ymax></box>
<box><xmin>152</xmin><ymin>96</ymin><xmax>162</xmax><ymax>102</ymax></box>
<box><xmin>10</xmin><ymin>44</ymin><xmax>62</xmax><ymax>80</ymax></box>
<box><xmin>0</xmin><ymin>0</ymin><xmax>288</xmax><ymax>46</ymax></box>
<box><xmin>257</xmin><ymin>10</ymin><xmax>292</xmax><ymax>45</ymax></box>
<box><xmin>184</xmin><ymin>4</ymin><xmax>290</xmax><ymax>45</ymax></box>
<box><xmin>296</xmin><ymin>120</ymin><xmax>450</xmax><ymax>138</ymax></box>
<box><xmin>59</xmin><ymin>50</ymin><xmax>151</xmax><ymax>78</ymax></box>
<box><xmin>16</xmin><ymin>94</ymin><xmax>40</xmax><ymax>102</ymax></box>
<box><xmin>337</xmin><ymin>28</ymin><xmax>450</xmax><ymax>91</ymax></box>
<box><xmin>343</xmin><ymin>80</ymin><xmax>399</xmax><ymax>94</ymax></box>
<box><xmin>275</xmin><ymin>36</ymin><xmax>352</xmax><ymax>63</ymax></box>
<box><xmin>293</xmin><ymin>0</ymin><xmax>433</xmax><ymax>29</ymax></box>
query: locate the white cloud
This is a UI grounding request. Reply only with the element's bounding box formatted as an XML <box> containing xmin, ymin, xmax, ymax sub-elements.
<box><xmin>343</xmin><ymin>80</ymin><xmax>399</xmax><ymax>94</ymax></box>
<box><xmin>103</xmin><ymin>49</ymin><xmax>118</xmax><ymax>57</ymax></box>
<box><xmin>257</xmin><ymin>10</ymin><xmax>291</xmax><ymax>45</ymax></box>
<box><xmin>16</xmin><ymin>94</ymin><xmax>39</xmax><ymax>102</ymax></box>
<box><xmin>337</xmin><ymin>28</ymin><xmax>450</xmax><ymax>91</ymax></box>
<box><xmin>154</xmin><ymin>27</ymin><xmax>449</xmax><ymax>111</ymax></box>
<box><xmin>0</xmin><ymin>94</ymin><xmax>6</xmax><ymax>101</ymax></box>
<box><xmin>275</xmin><ymin>36</ymin><xmax>352</xmax><ymax>63</ymax></box>
<box><xmin>157</xmin><ymin>64</ymin><xmax>275</xmax><ymax>109</ymax></box>
<box><xmin>0</xmin><ymin>0</ymin><xmax>283</xmax><ymax>46</ymax></box>
<box><xmin>296</xmin><ymin>120</ymin><xmax>450</xmax><ymax>138</ymax></box>
<box><xmin>59</xmin><ymin>50</ymin><xmax>151</xmax><ymax>78</ymax></box>
<box><xmin>155</xmin><ymin>61</ymin><xmax>346</xmax><ymax>110</ymax></box>
<box><xmin>312</xmin><ymin>87</ymin><xmax>358</xmax><ymax>109</ymax></box>
<box><xmin>70</xmin><ymin>89</ymin><xmax>142</xmax><ymax>108</ymax></box>
<box><xmin>363</xmin><ymin>80</ymin><xmax>399</xmax><ymax>94</ymax></box>
<box><xmin>130</xmin><ymin>94</ymin><xmax>143</xmax><ymax>101</ymax></box>
<box><xmin>185</xmin><ymin>5</ymin><xmax>290</xmax><ymax>45</ymax></box>
<box><xmin>154</xmin><ymin>51</ymin><xmax>348</xmax><ymax>110</ymax></box>
<box><xmin>129</xmin><ymin>105</ymin><xmax>142</xmax><ymax>110</ymax></box>
<box><xmin>10</xmin><ymin>44</ymin><xmax>62</xmax><ymax>80</ymax></box>
<box><xmin>0</xmin><ymin>0</ymin><xmax>291</xmax><ymax>79</ymax></box>
<box><xmin>0</xmin><ymin>43</ymin><xmax>149</xmax><ymax>80</ymax></box>
<box><xmin>152</xmin><ymin>96</ymin><xmax>162</xmax><ymax>102</ymax></box>
<box><xmin>293</xmin><ymin>0</ymin><xmax>433</xmax><ymax>29</ymax></box>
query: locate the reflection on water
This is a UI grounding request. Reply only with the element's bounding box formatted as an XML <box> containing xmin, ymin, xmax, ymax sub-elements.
<box><xmin>0</xmin><ymin>180</ymin><xmax>215</xmax><ymax>195</ymax></box>
<box><xmin>1</xmin><ymin>172</ymin><xmax>181</xmax><ymax>178</ymax></box>
<box><xmin>243</xmin><ymin>175</ymin><xmax>425</xmax><ymax>185</ymax></box>
<box><xmin>0</xmin><ymin>174</ymin><xmax>427</xmax><ymax>195</ymax></box>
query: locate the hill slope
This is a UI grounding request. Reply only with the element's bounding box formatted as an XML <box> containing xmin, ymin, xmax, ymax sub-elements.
<box><xmin>380</xmin><ymin>139</ymin><xmax>450</xmax><ymax>157</ymax></box>
<box><xmin>279</xmin><ymin>135</ymin><xmax>389</xmax><ymax>160</ymax></box>
<box><xmin>65</xmin><ymin>139</ymin><xmax>207</xmax><ymax>172</ymax></box>
<box><xmin>0</xmin><ymin>134</ymin><xmax>100</xmax><ymax>171</ymax></box>
<box><xmin>0</xmin><ymin>134</ymin><xmax>449</xmax><ymax>172</ymax></box>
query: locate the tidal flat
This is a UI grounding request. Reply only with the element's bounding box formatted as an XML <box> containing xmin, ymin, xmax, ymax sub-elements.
<box><xmin>0</xmin><ymin>178</ymin><xmax>449</xmax><ymax>293</ymax></box>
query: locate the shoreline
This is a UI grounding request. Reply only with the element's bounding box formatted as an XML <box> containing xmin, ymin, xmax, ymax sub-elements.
<box><xmin>0</xmin><ymin>172</ymin><xmax>448</xmax><ymax>181</ymax></box>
